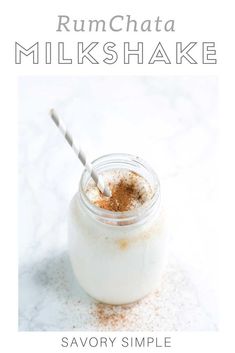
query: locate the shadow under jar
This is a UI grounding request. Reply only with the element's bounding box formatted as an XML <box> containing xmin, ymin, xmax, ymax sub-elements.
<box><xmin>68</xmin><ymin>153</ymin><xmax>167</xmax><ymax>305</ymax></box>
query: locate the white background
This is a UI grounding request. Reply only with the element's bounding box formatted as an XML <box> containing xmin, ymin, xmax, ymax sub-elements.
<box><xmin>18</xmin><ymin>75</ymin><xmax>218</xmax><ymax>332</ymax></box>
<box><xmin>0</xmin><ymin>0</ymin><xmax>234</xmax><ymax>352</ymax></box>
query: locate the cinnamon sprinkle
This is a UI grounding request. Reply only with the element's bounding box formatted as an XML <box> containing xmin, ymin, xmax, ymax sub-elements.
<box><xmin>93</xmin><ymin>300</ymin><xmax>141</xmax><ymax>329</ymax></box>
<box><xmin>94</xmin><ymin>172</ymin><xmax>146</xmax><ymax>212</ymax></box>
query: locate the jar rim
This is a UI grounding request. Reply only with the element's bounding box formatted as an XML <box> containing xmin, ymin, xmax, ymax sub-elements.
<box><xmin>79</xmin><ymin>153</ymin><xmax>161</xmax><ymax>225</ymax></box>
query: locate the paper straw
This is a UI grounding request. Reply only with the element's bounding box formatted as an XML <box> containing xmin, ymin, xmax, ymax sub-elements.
<box><xmin>49</xmin><ymin>109</ymin><xmax>111</xmax><ymax>197</ymax></box>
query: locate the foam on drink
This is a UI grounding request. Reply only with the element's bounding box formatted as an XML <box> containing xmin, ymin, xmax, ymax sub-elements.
<box><xmin>85</xmin><ymin>169</ymin><xmax>154</xmax><ymax>212</ymax></box>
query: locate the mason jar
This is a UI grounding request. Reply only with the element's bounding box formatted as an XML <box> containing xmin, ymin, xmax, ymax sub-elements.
<box><xmin>68</xmin><ymin>153</ymin><xmax>167</xmax><ymax>305</ymax></box>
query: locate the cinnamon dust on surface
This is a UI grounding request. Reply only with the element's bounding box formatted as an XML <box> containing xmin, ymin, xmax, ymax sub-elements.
<box><xmin>95</xmin><ymin>172</ymin><xmax>146</xmax><ymax>212</ymax></box>
<box><xmin>93</xmin><ymin>300</ymin><xmax>141</xmax><ymax>329</ymax></box>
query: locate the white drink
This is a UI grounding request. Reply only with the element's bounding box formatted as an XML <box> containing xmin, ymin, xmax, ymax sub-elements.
<box><xmin>68</xmin><ymin>154</ymin><xmax>167</xmax><ymax>305</ymax></box>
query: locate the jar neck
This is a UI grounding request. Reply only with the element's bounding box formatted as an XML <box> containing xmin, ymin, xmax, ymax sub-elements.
<box><xmin>79</xmin><ymin>153</ymin><xmax>161</xmax><ymax>226</ymax></box>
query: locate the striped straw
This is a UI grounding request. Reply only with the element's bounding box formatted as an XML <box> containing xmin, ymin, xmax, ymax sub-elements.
<box><xmin>49</xmin><ymin>109</ymin><xmax>111</xmax><ymax>197</ymax></box>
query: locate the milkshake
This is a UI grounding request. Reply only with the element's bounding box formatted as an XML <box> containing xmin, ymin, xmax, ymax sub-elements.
<box><xmin>68</xmin><ymin>153</ymin><xmax>167</xmax><ymax>305</ymax></box>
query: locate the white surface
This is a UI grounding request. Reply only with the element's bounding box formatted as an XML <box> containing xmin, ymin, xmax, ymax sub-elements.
<box><xmin>18</xmin><ymin>76</ymin><xmax>218</xmax><ymax>331</ymax></box>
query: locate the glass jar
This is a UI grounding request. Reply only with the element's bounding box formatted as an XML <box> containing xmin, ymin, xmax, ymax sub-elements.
<box><xmin>68</xmin><ymin>153</ymin><xmax>167</xmax><ymax>305</ymax></box>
